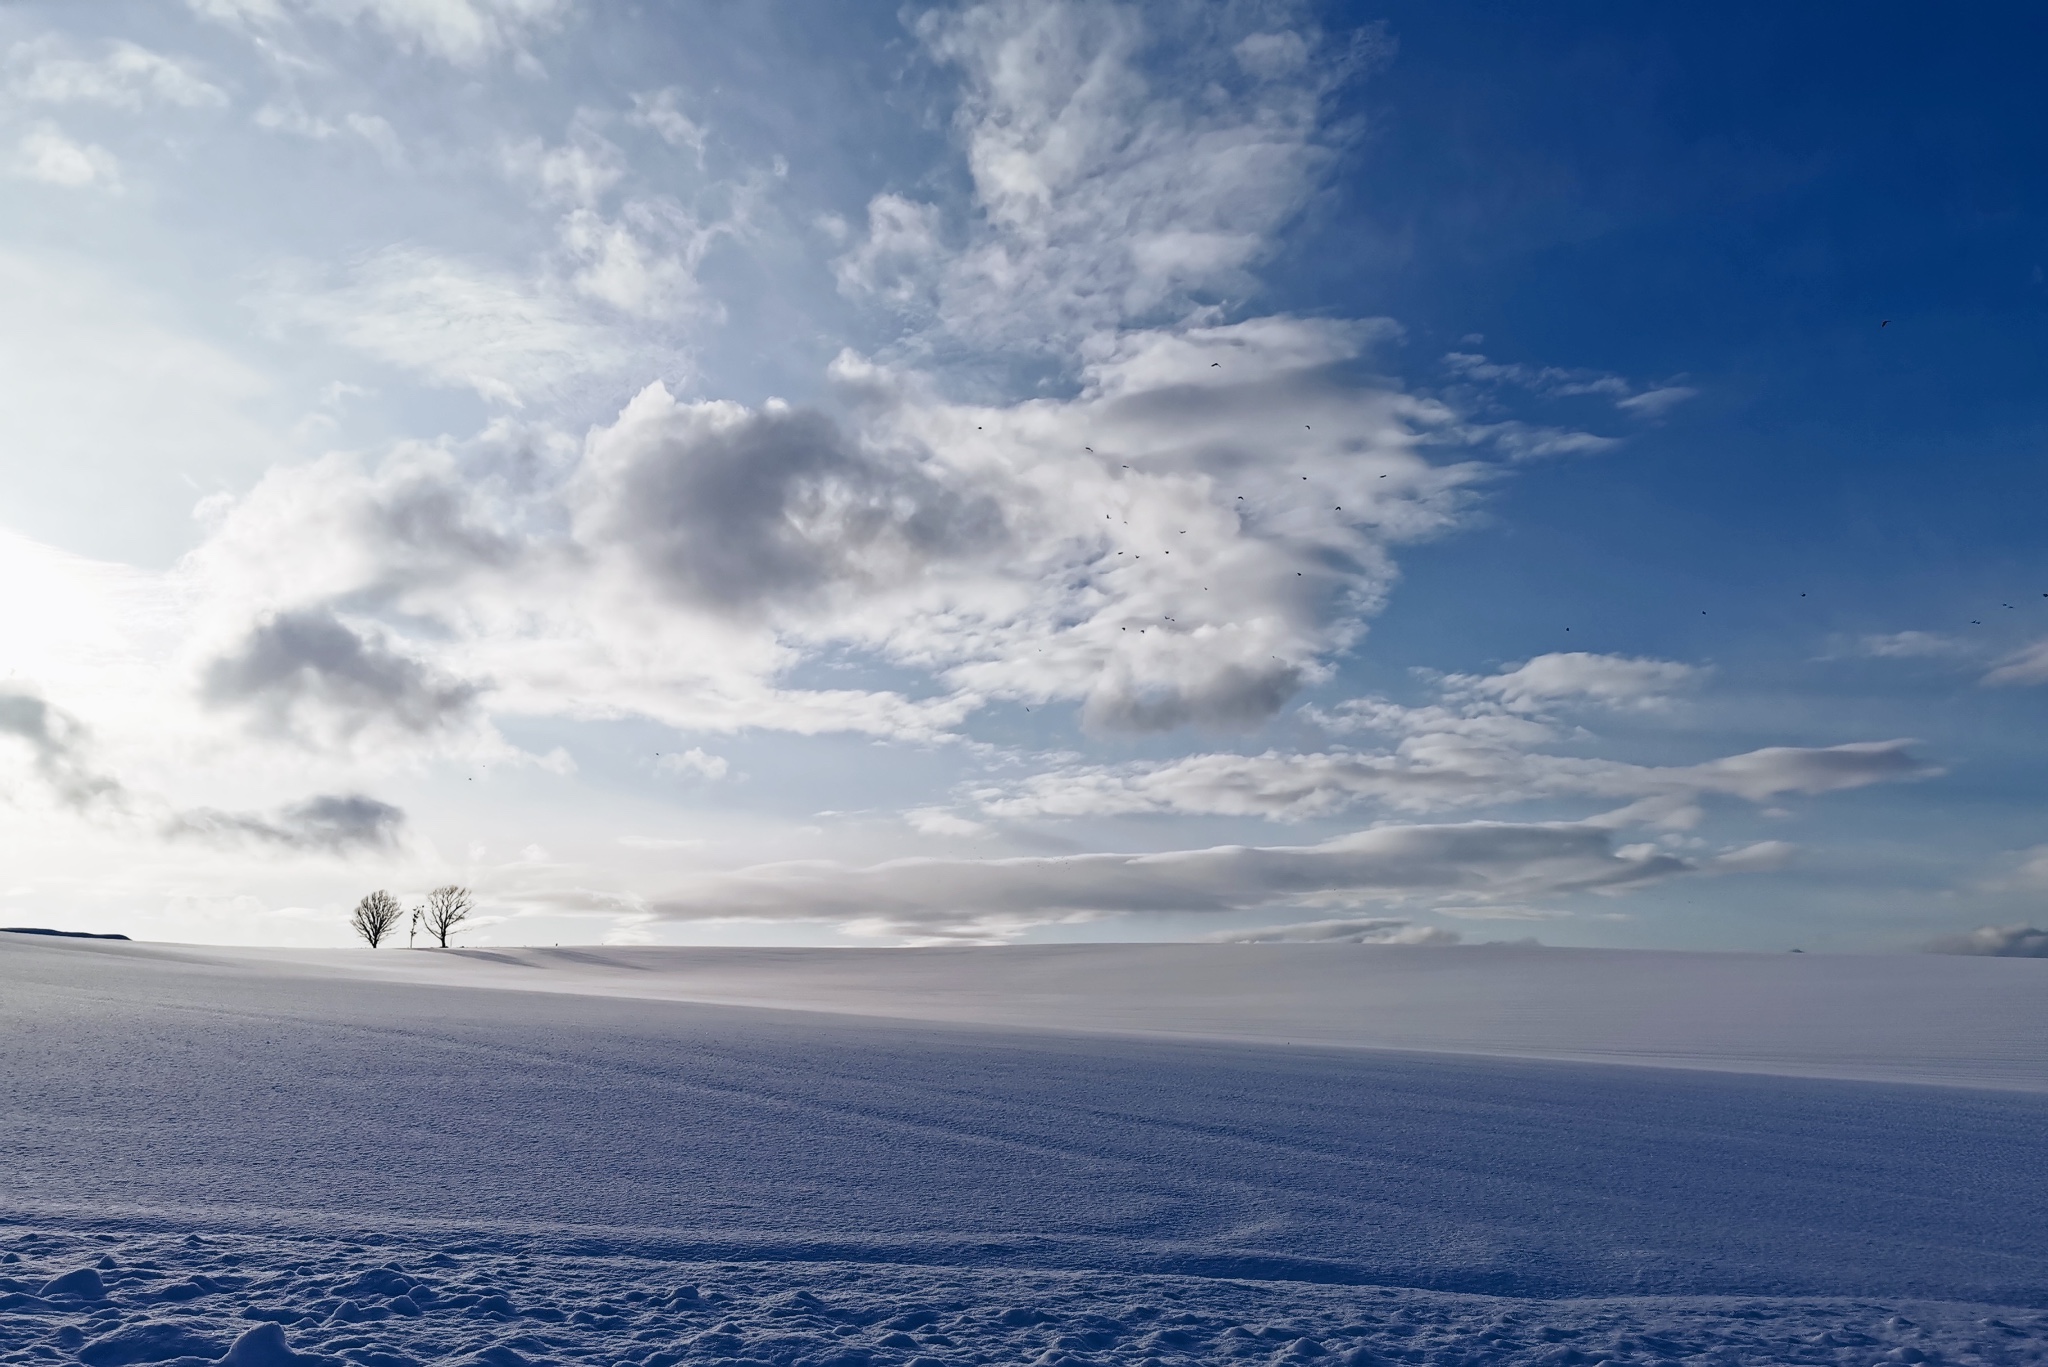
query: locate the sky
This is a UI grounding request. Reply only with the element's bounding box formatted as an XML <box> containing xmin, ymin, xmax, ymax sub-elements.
<box><xmin>0</xmin><ymin>0</ymin><xmax>2044</xmax><ymax>952</ymax></box>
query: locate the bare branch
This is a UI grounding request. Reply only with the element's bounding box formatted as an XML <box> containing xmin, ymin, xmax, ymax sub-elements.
<box><xmin>349</xmin><ymin>890</ymin><xmax>403</xmax><ymax>948</ymax></box>
<box><xmin>420</xmin><ymin>884</ymin><xmax>473</xmax><ymax>948</ymax></box>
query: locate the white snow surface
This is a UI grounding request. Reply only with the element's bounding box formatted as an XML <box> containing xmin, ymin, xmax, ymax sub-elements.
<box><xmin>3</xmin><ymin>935</ymin><xmax>2046</xmax><ymax>1366</ymax></box>
<box><xmin>235</xmin><ymin>940</ymin><xmax>2048</xmax><ymax>1091</ymax></box>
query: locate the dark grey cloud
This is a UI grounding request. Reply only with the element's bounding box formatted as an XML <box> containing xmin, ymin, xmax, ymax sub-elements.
<box><xmin>1924</xmin><ymin>925</ymin><xmax>2048</xmax><ymax>958</ymax></box>
<box><xmin>1084</xmin><ymin>661</ymin><xmax>1305</xmax><ymax>733</ymax></box>
<box><xmin>167</xmin><ymin>793</ymin><xmax>406</xmax><ymax>853</ymax></box>
<box><xmin>202</xmin><ymin>607</ymin><xmax>479</xmax><ymax>738</ymax></box>
<box><xmin>1</xmin><ymin>685</ymin><xmax>402</xmax><ymax>853</ymax></box>
<box><xmin>577</xmin><ymin>396</ymin><xmax>1008</xmax><ymax>615</ymax></box>
<box><xmin>0</xmin><ymin>686</ymin><xmax>124</xmax><ymax>809</ymax></box>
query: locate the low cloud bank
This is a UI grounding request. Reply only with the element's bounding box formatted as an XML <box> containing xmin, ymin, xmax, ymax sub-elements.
<box><xmin>646</xmin><ymin>819</ymin><xmax>1691</xmax><ymax>941</ymax></box>
<box><xmin>1205</xmin><ymin>917</ymin><xmax>1460</xmax><ymax>945</ymax></box>
<box><xmin>1925</xmin><ymin>925</ymin><xmax>2048</xmax><ymax>958</ymax></box>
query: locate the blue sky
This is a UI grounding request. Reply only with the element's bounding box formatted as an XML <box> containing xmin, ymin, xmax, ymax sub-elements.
<box><xmin>0</xmin><ymin>0</ymin><xmax>2043</xmax><ymax>951</ymax></box>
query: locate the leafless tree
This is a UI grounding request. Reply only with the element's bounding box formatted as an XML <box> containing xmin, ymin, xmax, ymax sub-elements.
<box><xmin>350</xmin><ymin>890</ymin><xmax>403</xmax><ymax>948</ymax></box>
<box><xmin>419</xmin><ymin>884</ymin><xmax>473</xmax><ymax>948</ymax></box>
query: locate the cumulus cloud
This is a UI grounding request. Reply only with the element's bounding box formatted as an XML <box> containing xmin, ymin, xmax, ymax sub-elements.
<box><xmin>573</xmin><ymin>386</ymin><xmax>1007</xmax><ymax>615</ymax></box>
<box><xmin>12</xmin><ymin>122</ymin><xmax>120</xmax><ymax>190</ymax></box>
<box><xmin>1206</xmin><ymin>916</ymin><xmax>1458</xmax><ymax>945</ymax></box>
<box><xmin>1924</xmin><ymin>925</ymin><xmax>2048</xmax><ymax>958</ymax></box>
<box><xmin>167</xmin><ymin>792</ymin><xmax>406</xmax><ymax>852</ymax></box>
<box><xmin>643</xmin><ymin>819</ymin><xmax>1691</xmax><ymax>941</ymax></box>
<box><xmin>180</xmin><ymin>310</ymin><xmax>1484</xmax><ymax>746</ymax></box>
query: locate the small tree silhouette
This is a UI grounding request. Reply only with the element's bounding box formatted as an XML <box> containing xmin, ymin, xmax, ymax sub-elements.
<box><xmin>419</xmin><ymin>884</ymin><xmax>473</xmax><ymax>948</ymax></box>
<box><xmin>350</xmin><ymin>890</ymin><xmax>403</xmax><ymax>948</ymax></box>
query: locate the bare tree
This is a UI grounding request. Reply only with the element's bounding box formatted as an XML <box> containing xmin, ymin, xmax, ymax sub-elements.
<box><xmin>419</xmin><ymin>884</ymin><xmax>473</xmax><ymax>948</ymax></box>
<box><xmin>350</xmin><ymin>890</ymin><xmax>403</xmax><ymax>948</ymax></box>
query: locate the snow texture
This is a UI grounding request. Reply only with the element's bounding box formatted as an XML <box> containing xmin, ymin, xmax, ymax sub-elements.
<box><xmin>3</xmin><ymin>934</ymin><xmax>2045</xmax><ymax>1365</ymax></box>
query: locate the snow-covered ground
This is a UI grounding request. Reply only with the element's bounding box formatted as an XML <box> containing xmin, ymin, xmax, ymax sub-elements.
<box><xmin>4</xmin><ymin>935</ymin><xmax>2045</xmax><ymax>1366</ymax></box>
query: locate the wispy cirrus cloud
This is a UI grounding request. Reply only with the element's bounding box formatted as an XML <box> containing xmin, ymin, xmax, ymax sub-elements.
<box><xmin>7</xmin><ymin>37</ymin><xmax>227</xmax><ymax>109</ymax></box>
<box><xmin>261</xmin><ymin>246</ymin><xmax>632</xmax><ymax>405</ymax></box>
<box><xmin>1444</xmin><ymin>350</ymin><xmax>1697</xmax><ymax>418</ymax></box>
<box><xmin>967</xmin><ymin>654</ymin><xmax>1929</xmax><ymax>823</ymax></box>
<box><xmin>191</xmin><ymin>0</ymin><xmax>570</xmax><ymax>68</ymax></box>
<box><xmin>1982</xmin><ymin>639</ymin><xmax>2048</xmax><ymax>687</ymax></box>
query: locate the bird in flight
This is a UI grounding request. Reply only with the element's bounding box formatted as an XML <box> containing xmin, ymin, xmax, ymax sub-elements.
<box><xmin>1881</xmin><ymin>320</ymin><xmax>1890</xmax><ymax>328</ymax></box>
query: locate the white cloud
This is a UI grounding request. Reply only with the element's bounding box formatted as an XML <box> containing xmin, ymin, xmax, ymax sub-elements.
<box><xmin>833</xmin><ymin>193</ymin><xmax>945</xmax><ymax>308</ymax></box>
<box><xmin>1447</xmin><ymin>651</ymin><xmax>1702</xmax><ymax>713</ymax></box>
<box><xmin>1446</xmin><ymin>351</ymin><xmax>1696</xmax><ymax>417</ymax></box>
<box><xmin>503</xmin><ymin>114</ymin><xmax>758</xmax><ymax>321</ymax></box>
<box><xmin>1983</xmin><ymin>639</ymin><xmax>2048</xmax><ymax>686</ymax></box>
<box><xmin>263</xmin><ymin>246</ymin><xmax>630</xmax><ymax>404</ymax></box>
<box><xmin>1975</xmin><ymin>843</ymin><xmax>2048</xmax><ymax>893</ymax></box>
<box><xmin>968</xmin><ymin>657</ymin><xmax>1921</xmax><ymax>823</ymax></box>
<box><xmin>655</xmin><ymin>747</ymin><xmax>727</xmax><ymax>781</ymax></box>
<box><xmin>838</xmin><ymin>1</ymin><xmax>1360</xmax><ymax>353</ymax></box>
<box><xmin>971</xmin><ymin>738</ymin><xmax>1929</xmax><ymax>823</ymax></box>
<box><xmin>1233</xmin><ymin>31</ymin><xmax>1313</xmax><ymax>81</ymax></box>
<box><xmin>627</xmin><ymin>87</ymin><xmax>706</xmax><ymax>163</ymax></box>
<box><xmin>502</xmin><ymin>119</ymin><xmax>625</xmax><ymax>207</ymax></box>
<box><xmin>1707</xmin><ymin>840</ymin><xmax>1798</xmax><ymax>874</ymax></box>
<box><xmin>1615</xmin><ymin>385</ymin><xmax>1698</xmax><ymax>417</ymax></box>
<box><xmin>193</xmin><ymin>0</ymin><xmax>569</xmax><ymax>67</ymax></box>
<box><xmin>642</xmin><ymin>818</ymin><xmax>1693</xmax><ymax>941</ymax></box>
<box><xmin>1857</xmin><ymin>630</ymin><xmax>1975</xmax><ymax>660</ymax></box>
<box><xmin>252</xmin><ymin>103</ymin><xmax>402</xmax><ymax>165</ymax></box>
<box><xmin>9</xmin><ymin>39</ymin><xmax>228</xmax><ymax>109</ymax></box>
<box><xmin>13</xmin><ymin>122</ymin><xmax>120</xmax><ymax>190</ymax></box>
<box><xmin>905</xmin><ymin>807</ymin><xmax>990</xmax><ymax>838</ymax></box>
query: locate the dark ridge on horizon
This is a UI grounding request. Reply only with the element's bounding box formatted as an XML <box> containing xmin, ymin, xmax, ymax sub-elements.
<box><xmin>1</xmin><ymin>927</ymin><xmax>131</xmax><ymax>940</ymax></box>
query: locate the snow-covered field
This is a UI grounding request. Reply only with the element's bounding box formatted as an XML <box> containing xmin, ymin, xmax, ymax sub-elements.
<box><xmin>4</xmin><ymin>936</ymin><xmax>2045</xmax><ymax>1366</ymax></box>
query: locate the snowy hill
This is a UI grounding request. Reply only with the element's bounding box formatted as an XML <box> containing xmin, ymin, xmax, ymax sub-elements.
<box><xmin>3</xmin><ymin>935</ymin><xmax>2044</xmax><ymax>1365</ymax></box>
